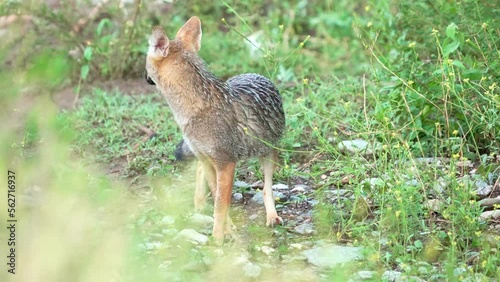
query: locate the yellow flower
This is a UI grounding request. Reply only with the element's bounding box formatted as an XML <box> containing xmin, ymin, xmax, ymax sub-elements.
<box><xmin>367</xmin><ymin>22</ymin><xmax>373</xmax><ymax>28</ymax></box>
<box><xmin>452</xmin><ymin>130</ymin><xmax>458</xmax><ymax>135</ymax></box>
<box><xmin>432</xmin><ymin>28</ymin><xmax>439</xmax><ymax>35</ymax></box>
<box><xmin>408</xmin><ymin>42</ymin><xmax>416</xmax><ymax>48</ymax></box>
<box><xmin>303</xmin><ymin>78</ymin><xmax>309</xmax><ymax>85</ymax></box>
<box><xmin>481</xmin><ymin>22</ymin><xmax>488</xmax><ymax>29</ymax></box>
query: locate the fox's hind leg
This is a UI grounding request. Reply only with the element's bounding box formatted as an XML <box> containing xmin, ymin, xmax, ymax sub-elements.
<box><xmin>260</xmin><ymin>150</ymin><xmax>283</xmax><ymax>227</ymax></box>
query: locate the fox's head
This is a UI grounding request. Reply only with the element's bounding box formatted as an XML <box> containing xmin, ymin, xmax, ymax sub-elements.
<box><xmin>145</xmin><ymin>16</ymin><xmax>202</xmax><ymax>86</ymax></box>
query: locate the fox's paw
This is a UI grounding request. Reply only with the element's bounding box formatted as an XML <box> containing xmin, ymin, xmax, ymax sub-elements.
<box><xmin>266</xmin><ymin>214</ymin><xmax>283</xmax><ymax>227</ymax></box>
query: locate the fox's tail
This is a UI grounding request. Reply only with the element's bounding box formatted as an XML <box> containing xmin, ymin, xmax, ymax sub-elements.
<box><xmin>174</xmin><ymin>139</ymin><xmax>195</xmax><ymax>161</ymax></box>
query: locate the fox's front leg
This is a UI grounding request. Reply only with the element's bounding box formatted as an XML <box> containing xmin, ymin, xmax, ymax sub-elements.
<box><xmin>212</xmin><ymin>162</ymin><xmax>236</xmax><ymax>245</ymax></box>
<box><xmin>194</xmin><ymin>161</ymin><xmax>208</xmax><ymax>211</ymax></box>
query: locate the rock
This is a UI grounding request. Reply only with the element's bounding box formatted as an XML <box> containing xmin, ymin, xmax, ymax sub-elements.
<box><xmin>453</xmin><ymin>267</ymin><xmax>466</xmax><ymax>277</ymax></box>
<box><xmin>302</xmin><ymin>243</ymin><xmax>362</xmax><ymax>268</ymax></box>
<box><xmin>291</xmin><ymin>184</ymin><xmax>307</xmax><ymax>193</ymax></box>
<box><xmin>329</xmin><ymin>189</ymin><xmax>350</xmax><ymax>197</ymax></box>
<box><xmin>353</xmin><ymin>270</ymin><xmax>376</xmax><ymax>280</ymax></box>
<box><xmin>143</xmin><ymin>241</ymin><xmax>164</xmax><ymax>250</ymax></box>
<box><xmin>338</xmin><ymin>139</ymin><xmax>381</xmax><ymax>155</ymax></box>
<box><xmin>290</xmin><ymin>243</ymin><xmax>304</xmax><ymax>250</ymax></box>
<box><xmin>250</xmin><ymin>180</ymin><xmax>264</xmax><ymax>188</ymax></box>
<box><xmin>162</xmin><ymin>228</ymin><xmax>179</xmax><ymax>237</ymax></box>
<box><xmin>293</xmin><ymin>223</ymin><xmax>315</xmax><ymax>235</ymax></box>
<box><xmin>381</xmin><ymin>271</ymin><xmax>423</xmax><ymax>282</ymax></box>
<box><xmin>174</xmin><ymin>229</ymin><xmax>209</xmax><ymax>245</ymax></box>
<box><xmin>249</xmin><ymin>214</ymin><xmax>259</xmax><ymax>220</ymax></box>
<box><xmin>260</xmin><ymin>246</ymin><xmax>275</xmax><ymax>256</ymax></box>
<box><xmin>308</xmin><ymin>199</ymin><xmax>319</xmax><ymax>206</ymax></box>
<box><xmin>479</xmin><ymin>210</ymin><xmax>500</xmax><ymax>221</ymax></box>
<box><xmin>362</xmin><ymin>178</ymin><xmax>385</xmax><ymax>190</ymax></box>
<box><xmin>232</xmin><ymin>192</ymin><xmax>243</xmax><ymax>202</ymax></box>
<box><xmin>243</xmin><ymin>262</ymin><xmax>261</xmax><ymax>278</ymax></box>
<box><xmin>161</xmin><ymin>215</ymin><xmax>175</xmax><ymax>226</ymax></box>
<box><xmin>432</xmin><ymin>178</ymin><xmax>448</xmax><ymax>195</ymax></box>
<box><xmin>189</xmin><ymin>213</ymin><xmax>214</xmax><ymax>227</ymax></box>
<box><xmin>479</xmin><ymin>196</ymin><xmax>500</xmax><ymax>207</ymax></box>
<box><xmin>272</xmin><ymin>183</ymin><xmax>289</xmax><ymax>190</ymax></box>
<box><xmin>474</xmin><ymin>180</ymin><xmax>492</xmax><ymax>197</ymax></box>
<box><xmin>234</xmin><ymin>180</ymin><xmax>250</xmax><ymax>188</ymax></box>
<box><xmin>250</xmin><ymin>191</ymin><xmax>287</xmax><ymax>205</ymax></box>
<box><xmin>425</xmin><ymin>199</ymin><xmax>443</xmax><ymax>212</ymax></box>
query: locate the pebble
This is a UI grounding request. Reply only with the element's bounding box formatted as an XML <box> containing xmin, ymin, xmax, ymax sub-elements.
<box><xmin>232</xmin><ymin>192</ymin><xmax>243</xmax><ymax>202</ymax></box>
<box><xmin>260</xmin><ymin>245</ymin><xmax>275</xmax><ymax>256</ymax></box>
<box><xmin>161</xmin><ymin>215</ymin><xmax>175</xmax><ymax>226</ymax></box>
<box><xmin>474</xmin><ymin>180</ymin><xmax>492</xmax><ymax>197</ymax></box>
<box><xmin>479</xmin><ymin>196</ymin><xmax>500</xmax><ymax>207</ymax></box>
<box><xmin>189</xmin><ymin>213</ymin><xmax>214</xmax><ymax>227</ymax></box>
<box><xmin>250</xmin><ymin>191</ymin><xmax>287</xmax><ymax>205</ymax></box>
<box><xmin>173</xmin><ymin>229</ymin><xmax>209</xmax><ymax>245</ymax></box>
<box><xmin>302</xmin><ymin>243</ymin><xmax>362</xmax><ymax>268</ymax></box>
<box><xmin>338</xmin><ymin>139</ymin><xmax>381</xmax><ymax>155</ymax></box>
<box><xmin>272</xmin><ymin>183</ymin><xmax>289</xmax><ymax>190</ymax></box>
<box><xmin>293</xmin><ymin>223</ymin><xmax>315</xmax><ymax>235</ymax></box>
<box><xmin>234</xmin><ymin>180</ymin><xmax>250</xmax><ymax>188</ymax></box>
<box><xmin>479</xmin><ymin>210</ymin><xmax>500</xmax><ymax>220</ymax></box>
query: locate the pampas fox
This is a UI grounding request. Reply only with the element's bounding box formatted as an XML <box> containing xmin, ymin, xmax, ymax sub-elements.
<box><xmin>145</xmin><ymin>16</ymin><xmax>285</xmax><ymax>244</ymax></box>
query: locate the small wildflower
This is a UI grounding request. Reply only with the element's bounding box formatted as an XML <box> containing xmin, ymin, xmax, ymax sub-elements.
<box><xmin>465</xmin><ymin>38</ymin><xmax>471</xmax><ymax>43</ymax></box>
<box><xmin>489</xmin><ymin>82</ymin><xmax>496</xmax><ymax>91</ymax></box>
<box><xmin>481</xmin><ymin>22</ymin><xmax>488</xmax><ymax>29</ymax></box>
<box><xmin>243</xmin><ymin>127</ymin><xmax>248</xmax><ymax>133</ymax></box>
<box><xmin>431</xmin><ymin>28</ymin><xmax>439</xmax><ymax>35</ymax></box>
<box><xmin>275</xmin><ymin>196</ymin><xmax>280</xmax><ymax>201</ymax></box>
<box><xmin>394</xmin><ymin>143</ymin><xmax>400</xmax><ymax>149</ymax></box>
<box><xmin>408</xmin><ymin>42</ymin><xmax>416</xmax><ymax>48</ymax></box>
<box><xmin>452</xmin><ymin>153</ymin><xmax>460</xmax><ymax>159</ymax></box>
<box><xmin>279</xmin><ymin>24</ymin><xmax>284</xmax><ymax>30</ymax></box>
<box><xmin>221</xmin><ymin>18</ymin><xmax>227</xmax><ymax>24</ymax></box>
<box><xmin>284</xmin><ymin>164</ymin><xmax>289</xmax><ymax>169</ymax></box>
<box><xmin>313</xmin><ymin>127</ymin><xmax>319</xmax><ymax>131</ymax></box>
<box><xmin>395</xmin><ymin>210</ymin><xmax>401</xmax><ymax>218</ymax></box>
<box><xmin>303</xmin><ymin>78</ymin><xmax>309</xmax><ymax>85</ymax></box>
<box><xmin>435</xmin><ymin>122</ymin><xmax>440</xmax><ymax>127</ymax></box>
<box><xmin>367</xmin><ymin>22</ymin><xmax>372</xmax><ymax>28</ymax></box>
<box><xmin>481</xmin><ymin>76</ymin><xmax>487</xmax><ymax>81</ymax></box>
<box><xmin>447</xmin><ymin>59</ymin><xmax>453</xmax><ymax>65</ymax></box>
<box><xmin>382</xmin><ymin>144</ymin><xmax>388</xmax><ymax>150</ymax></box>
<box><xmin>452</xmin><ymin>130</ymin><xmax>458</xmax><ymax>135</ymax></box>
<box><xmin>448</xmin><ymin>72</ymin><xmax>455</xmax><ymax>76</ymax></box>
<box><xmin>336</xmin><ymin>232</ymin><xmax>342</xmax><ymax>238</ymax></box>
<box><xmin>408</xmin><ymin>80</ymin><xmax>414</xmax><ymax>86</ymax></box>
<box><xmin>364</xmin><ymin>5</ymin><xmax>370</xmax><ymax>12</ymax></box>
<box><xmin>463</xmin><ymin>78</ymin><xmax>470</xmax><ymax>83</ymax></box>
<box><xmin>383</xmin><ymin>116</ymin><xmax>390</xmax><ymax>122</ymax></box>
<box><xmin>493</xmin><ymin>204</ymin><xmax>500</xmax><ymax>209</ymax></box>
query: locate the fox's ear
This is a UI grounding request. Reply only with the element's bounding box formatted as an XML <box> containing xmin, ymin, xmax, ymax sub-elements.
<box><xmin>175</xmin><ymin>16</ymin><xmax>202</xmax><ymax>52</ymax></box>
<box><xmin>148</xmin><ymin>27</ymin><xmax>169</xmax><ymax>58</ymax></box>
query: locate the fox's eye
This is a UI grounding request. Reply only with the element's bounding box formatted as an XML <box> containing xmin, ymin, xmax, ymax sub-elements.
<box><xmin>144</xmin><ymin>72</ymin><xmax>156</xmax><ymax>85</ymax></box>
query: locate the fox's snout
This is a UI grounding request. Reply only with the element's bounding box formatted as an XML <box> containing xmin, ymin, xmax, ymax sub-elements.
<box><xmin>144</xmin><ymin>71</ymin><xmax>155</xmax><ymax>85</ymax></box>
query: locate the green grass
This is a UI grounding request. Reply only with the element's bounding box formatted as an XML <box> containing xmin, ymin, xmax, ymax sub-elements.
<box><xmin>1</xmin><ymin>0</ymin><xmax>500</xmax><ymax>281</ymax></box>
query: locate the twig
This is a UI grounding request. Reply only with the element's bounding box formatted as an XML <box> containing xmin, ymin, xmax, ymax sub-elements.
<box><xmin>72</xmin><ymin>0</ymin><xmax>110</xmax><ymax>34</ymax></box>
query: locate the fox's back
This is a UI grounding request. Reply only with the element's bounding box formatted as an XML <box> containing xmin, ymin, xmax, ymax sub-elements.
<box><xmin>226</xmin><ymin>73</ymin><xmax>285</xmax><ymax>158</ymax></box>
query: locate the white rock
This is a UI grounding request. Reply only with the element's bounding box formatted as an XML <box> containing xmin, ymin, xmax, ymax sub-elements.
<box><xmin>272</xmin><ymin>183</ymin><xmax>289</xmax><ymax>190</ymax></box>
<box><xmin>260</xmin><ymin>246</ymin><xmax>275</xmax><ymax>256</ymax></box>
<box><xmin>302</xmin><ymin>243</ymin><xmax>362</xmax><ymax>268</ymax></box>
<box><xmin>338</xmin><ymin>139</ymin><xmax>381</xmax><ymax>155</ymax></box>
<box><xmin>161</xmin><ymin>215</ymin><xmax>175</xmax><ymax>226</ymax></box>
<box><xmin>189</xmin><ymin>213</ymin><xmax>214</xmax><ymax>226</ymax></box>
<box><xmin>174</xmin><ymin>229</ymin><xmax>209</xmax><ymax>245</ymax></box>
<box><xmin>479</xmin><ymin>210</ymin><xmax>500</xmax><ymax>221</ymax></box>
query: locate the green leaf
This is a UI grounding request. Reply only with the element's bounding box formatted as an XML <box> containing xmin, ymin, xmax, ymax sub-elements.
<box><xmin>443</xmin><ymin>41</ymin><xmax>460</xmax><ymax>57</ymax></box>
<box><xmin>445</xmin><ymin>23</ymin><xmax>458</xmax><ymax>40</ymax></box>
<box><xmin>414</xmin><ymin>240</ymin><xmax>423</xmax><ymax>249</ymax></box>
<box><xmin>83</xmin><ymin>47</ymin><xmax>93</xmax><ymax>61</ymax></box>
<box><xmin>80</xmin><ymin>65</ymin><xmax>89</xmax><ymax>80</ymax></box>
<box><xmin>452</xmin><ymin>60</ymin><xmax>466</xmax><ymax>69</ymax></box>
<box><xmin>96</xmin><ymin>18</ymin><xmax>111</xmax><ymax>36</ymax></box>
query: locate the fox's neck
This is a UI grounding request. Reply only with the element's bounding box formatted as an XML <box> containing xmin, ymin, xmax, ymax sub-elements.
<box><xmin>158</xmin><ymin>54</ymin><xmax>232</xmax><ymax>127</ymax></box>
